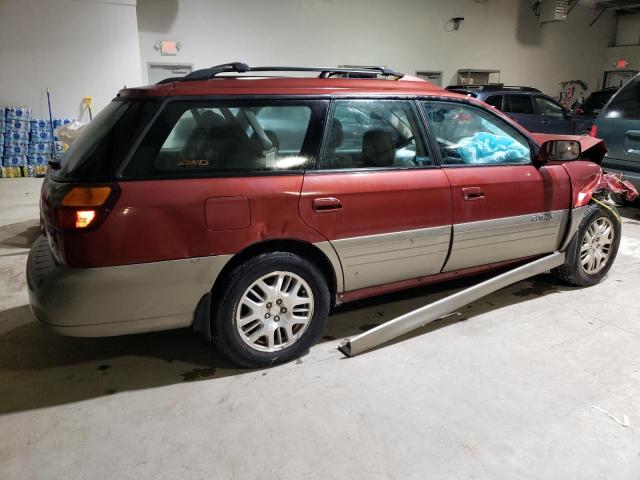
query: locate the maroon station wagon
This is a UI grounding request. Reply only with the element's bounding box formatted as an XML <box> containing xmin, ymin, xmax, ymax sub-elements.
<box><xmin>27</xmin><ymin>63</ymin><xmax>637</xmax><ymax>366</ymax></box>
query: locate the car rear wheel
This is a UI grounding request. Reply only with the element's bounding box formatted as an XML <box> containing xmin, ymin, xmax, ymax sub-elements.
<box><xmin>552</xmin><ymin>203</ymin><xmax>621</xmax><ymax>287</ymax></box>
<box><xmin>212</xmin><ymin>252</ymin><xmax>330</xmax><ymax>367</ymax></box>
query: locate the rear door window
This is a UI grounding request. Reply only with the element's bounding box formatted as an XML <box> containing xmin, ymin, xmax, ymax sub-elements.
<box><xmin>318</xmin><ymin>99</ymin><xmax>431</xmax><ymax>169</ymax></box>
<box><xmin>484</xmin><ymin>95</ymin><xmax>503</xmax><ymax>110</ymax></box>
<box><xmin>602</xmin><ymin>76</ymin><xmax>640</xmax><ymax>119</ymax></box>
<box><xmin>534</xmin><ymin>96</ymin><xmax>565</xmax><ymax>117</ymax></box>
<box><xmin>123</xmin><ymin>100</ymin><xmax>327</xmax><ymax>178</ymax></box>
<box><xmin>505</xmin><ymin>95</ymin><xmax>534</xmax><ymax>115</ymax></box>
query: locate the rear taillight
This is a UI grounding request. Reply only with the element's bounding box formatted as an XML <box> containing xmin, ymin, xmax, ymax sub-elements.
<box><xmin>589</xmin><ymin>124</ymin><xmax>598</xmax><ymax>138</ymax></box>
<box><xmin>53</xmin><ymin>185</ymin><xmax>119</xmax><ymax>231</ymax></box>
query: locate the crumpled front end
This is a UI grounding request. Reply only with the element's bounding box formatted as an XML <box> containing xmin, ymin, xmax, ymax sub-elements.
<box><xmin>562</xmin><ymin>161</ymin><xmax>639</xmax><ymax>208</ymax></box>
<box><xmin>591</xmin><ymin>172</ymin><xmax>638</xmax><ymax>202</ymax></box>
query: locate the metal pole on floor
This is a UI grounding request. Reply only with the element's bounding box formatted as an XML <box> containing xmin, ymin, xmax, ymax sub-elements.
<box><xmin>338</xmin><ymin>251</ymin><xmax>566</xmax><ymax>358</ymax></box>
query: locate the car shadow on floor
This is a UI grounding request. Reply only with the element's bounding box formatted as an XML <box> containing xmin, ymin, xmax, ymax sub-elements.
<box><xmin>0</xmin><ymin>220</ymin><xmax>41</xmax><ymax>250</ymax></box>
<box><xmin>0</xmin><ymin>305</ymin><xmax>248</xmax><ymax>415</ymax></box>
<box><xmin>0</xmin><ymin>270</ymin><xmax>578</xmax><ymax>415</ymax></box>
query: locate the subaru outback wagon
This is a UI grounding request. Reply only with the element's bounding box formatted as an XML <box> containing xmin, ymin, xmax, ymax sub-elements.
<box><xmin>27</xmin><ymin>63</ymin><xmax>636</xmax><ymax>367</ymax></box>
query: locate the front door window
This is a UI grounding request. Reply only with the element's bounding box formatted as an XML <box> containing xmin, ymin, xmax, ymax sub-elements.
<box><xmin>421</xmin><ymin>101</ymin><xmax>531</xmax><ymax>165</ymax></box>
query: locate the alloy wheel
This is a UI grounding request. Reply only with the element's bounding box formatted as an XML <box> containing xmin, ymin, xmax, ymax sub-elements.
<box><xmin>580</xmin><ymin>217</ymin><xmax>614</xmax><ymax>275</ymax></box>
<box><xmin>235</xmin><ymin>271</ymin><xmax>314</xmax><ymax>352</ymax></box>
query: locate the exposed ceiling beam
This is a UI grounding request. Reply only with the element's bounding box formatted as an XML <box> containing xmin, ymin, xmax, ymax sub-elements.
<box><xmin>594</xmin><ymin>0</ymin><xmax>640</xmax><ymax>10</ymax></box>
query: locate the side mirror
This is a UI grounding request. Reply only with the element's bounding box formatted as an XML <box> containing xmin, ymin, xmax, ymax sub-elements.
<box><xmin>538</xmin><ymin>140</ymin><xmax>581</xmax><ymax>163</ymax></box>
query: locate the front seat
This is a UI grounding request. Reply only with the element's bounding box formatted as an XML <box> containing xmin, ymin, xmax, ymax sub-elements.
<box><xmin>362</xmin><ymin>129</ymin><xmax>395</xmax><ymax>167</ymax></box>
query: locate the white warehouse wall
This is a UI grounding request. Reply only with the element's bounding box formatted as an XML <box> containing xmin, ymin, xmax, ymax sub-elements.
<box><xmin>0</xmin><ymin>0</ymin><xmax>142</xmax><ymax>120</ymax></box>
<box><xmin>137</xmin><ymin>0</ymin><xmax>614</xmax><ymax>96</ymax></box>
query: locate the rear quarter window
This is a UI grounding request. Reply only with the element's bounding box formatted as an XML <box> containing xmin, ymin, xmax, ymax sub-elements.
<box><xmin>52</xmin><ymin>100</ymin><xmax>158</xmax><ymax>181</ymax></box>
<box><xmin>484</xmin><ymin>95</ymin><xmax>503</xmax><ymax>110</ymax></box>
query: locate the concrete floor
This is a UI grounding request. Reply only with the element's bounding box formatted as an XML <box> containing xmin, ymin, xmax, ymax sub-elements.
<box><xmin>1</xmin><ymin>177</ymin><xmax>639</xmax><ymax>479</ymax></box>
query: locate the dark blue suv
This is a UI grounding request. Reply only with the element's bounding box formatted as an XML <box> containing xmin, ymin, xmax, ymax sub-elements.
<box><xmin>446</xmin><ymin>85</ymin><xmax>591</xmax><ymax>135</ymax></box>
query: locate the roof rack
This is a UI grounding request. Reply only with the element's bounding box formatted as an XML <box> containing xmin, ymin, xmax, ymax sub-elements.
<box><xmin>157</xmin><ymin>62</ymin><xmax>404</xmax><ymax>84</ymax></box>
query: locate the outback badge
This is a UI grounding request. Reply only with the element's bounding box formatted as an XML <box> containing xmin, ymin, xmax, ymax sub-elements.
<box><xmin>531</xmin><ymin>212</ymin><xmax>553</xmax><ymax>222</ymax></box>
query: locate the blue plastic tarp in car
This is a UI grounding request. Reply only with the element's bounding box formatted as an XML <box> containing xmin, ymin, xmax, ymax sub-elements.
<box><xmin>457</xmin><ymin>132</ymin><xmax>529</xmax><ymax>164</ymax></box>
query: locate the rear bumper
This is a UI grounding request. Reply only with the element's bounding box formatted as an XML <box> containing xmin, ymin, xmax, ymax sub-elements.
<box><xmin>27</xmin><ymin>235</ymin><xmax>231</xmax><ymax>337</ymax></box>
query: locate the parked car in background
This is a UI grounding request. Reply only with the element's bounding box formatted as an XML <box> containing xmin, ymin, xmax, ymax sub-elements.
<box><xmin>27</xmin><ymin>63</ymin><xmax>636</xmax><ymax>367</ymax></box>
<box><xmin>446</xmin><ymin>85</ymin><xmax>578</xmax><ymax>134</ymax></box>
<box><xmin>573</xmin><ymin>87</ymin><xmax>619</xmax><ymax>134</ymax></box>
<box><xmin>593</xmin><ymin>73</ymin><xmax>640</xmax><ymax>190</ymax></box>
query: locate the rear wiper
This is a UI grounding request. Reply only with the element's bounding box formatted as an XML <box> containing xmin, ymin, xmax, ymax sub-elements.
<box><xmin>48</xmin><ymin>160</ymin><xmax>61</xmax><ymax>170</ymax></box>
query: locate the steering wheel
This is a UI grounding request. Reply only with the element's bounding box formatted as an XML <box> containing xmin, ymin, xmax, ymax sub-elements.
<box><xmin>437</xmin><ymin>137</ymin><xmax>464</xmax><ymax>164</ymax></box>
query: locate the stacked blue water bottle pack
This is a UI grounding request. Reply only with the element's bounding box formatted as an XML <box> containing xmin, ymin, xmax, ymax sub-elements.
<box><xmin>2</xmin><ymin>106</ymin><xmax>32</xmax><ymax>177</ymax></box>
<box><xmin>1</xmin><ymin>107</ymin><xmax>74</xmax><ymax>178</ymax></box>
<box><xmin>28</xmin><ymin>117</ymin><xmax>54</xmax><ymax>173</ymax></box>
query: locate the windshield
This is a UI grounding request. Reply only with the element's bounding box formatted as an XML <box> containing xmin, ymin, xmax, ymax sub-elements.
<box><xmin>53</xmin><ymin>100</ymin><xmax>158</xmax><ymax>181</ymax></box>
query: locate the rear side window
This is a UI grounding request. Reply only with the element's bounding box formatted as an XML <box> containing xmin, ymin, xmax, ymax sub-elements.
<box><xmin>484</xmin><ymin>95</ymin><xmax>503</xmax><ymax>110</ymax></box>
<box><xmin>318</xmin><ymin>99</ymin><xmax>431</xmax><ymax>170</ymax></box>
<box><xmin>602</xmin><ymin>76</ymin><xmax>640</xmax><ymax>120</ymax></box>
<box><xmin>505</xmin><ymin>95</ymin><xmax>534</xmax><ymax>115</ymax></box>
<box><xmin>123</xmin><ymin>100</ymin><xmax>326</xmax><ymax>178</ymax></box>
<box><xmin>53</xmin><ymin>100</ymin><xmax>158</xmax><ymax>181</ymax></box>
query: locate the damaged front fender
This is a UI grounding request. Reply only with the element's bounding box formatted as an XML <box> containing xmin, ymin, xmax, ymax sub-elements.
<box><xmin>562</xmin><ymin>161</ymin><xmax>638</xmax><ymax>208</ymax></box>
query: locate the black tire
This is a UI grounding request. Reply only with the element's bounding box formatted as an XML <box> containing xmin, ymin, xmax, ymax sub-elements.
<box><xmin>212</xmin><ymin>252</ymin><xmax>330</xmax><ymax>368</ymax></box>
<box><xmin>552</xmin><ymin>203</ymin><xmax>621</xmax><ymax>287</ymax></box>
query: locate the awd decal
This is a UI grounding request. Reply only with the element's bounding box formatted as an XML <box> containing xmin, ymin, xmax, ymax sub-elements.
<box><xmin>177</xmin><ymin>159</ymin><xmax>210</xmax><ymax>168</ymax></box>
<box><xmin>531</xmin><ymin>212</ymin><xmax>554</xmax><ymax>222</ymax></box>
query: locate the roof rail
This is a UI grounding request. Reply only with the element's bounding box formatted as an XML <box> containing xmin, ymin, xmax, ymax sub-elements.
<box><xmin>157</xmin><ymin>62</ymin><xmax>404</xmax><ymax>84</ymax></box>
<box><xmin>491</xmin><ymin>85</ymin><xmax>541</xmax><ymax>92</ymax></box>
<box><xmin>446</xmin><ymin>84</ymin><xmax>502</xmax><ymax>91</ymax></box>
<box><xmin>445</xmin><ymin>84</ymin><xmax>541</xmax><ymax>93</ymax></box>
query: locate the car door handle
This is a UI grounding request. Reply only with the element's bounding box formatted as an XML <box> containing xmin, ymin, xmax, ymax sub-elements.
<box><xmin>462</xmin><ymin>187</ymin><xmax>485</xmax><ymax>201</ymax></box>
<box><xmin>313</xmin><ymin>197</ymin><xmax>343</xmax><ymax>211</ymax></box>
<box><xmin>541</xmin><ymin>119</ymin><xmax>550</xmax><ymax>125</ymax></box>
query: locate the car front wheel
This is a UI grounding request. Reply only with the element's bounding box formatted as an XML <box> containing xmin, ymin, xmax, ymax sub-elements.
<box><xmin>552</xmin><ymin>203</ymin><xmax>621</xmax><ymax>287</ymax></box>
<box><xmin>212</xmin><ymin>252</ymin><xmax>330</xmax><ymax>367</ymax></box>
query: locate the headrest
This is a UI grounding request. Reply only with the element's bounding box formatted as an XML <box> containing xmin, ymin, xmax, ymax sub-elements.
<box><xmin>362</xmin><ymin>129</ymin><xmax>394</xmax><ymax>167</ymax></box>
